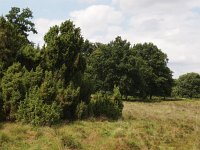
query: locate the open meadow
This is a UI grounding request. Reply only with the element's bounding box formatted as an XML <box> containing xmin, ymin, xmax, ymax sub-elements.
<box><xmin>0</xmin><ymin>100</ymin><xmax>199</xmax><ymax>150</ymax></box>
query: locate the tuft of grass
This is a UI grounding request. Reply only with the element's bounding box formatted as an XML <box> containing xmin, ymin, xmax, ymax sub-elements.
<box><xmin>127</xmin><ymin>139</ymin><xmax>142</xmax><ymax>150</ymax></box>
<box><xmin>0</xmin><ymin>123</ymin><xmax>3</xmax><ymax>129</ymax></box>
<box><xmin>113</xmin><ymin>128</ymin><xmax>125</xmax><ymax>138</ymax></box>
<box><xmin>61</xmin><ymin>134</ymin><xmax>82</xmax><ymax>149</ymax></box>
<box><xmin>0</xmin><ymin>132</ymin><xmax>10</xmax><ymax>145</ymax></box>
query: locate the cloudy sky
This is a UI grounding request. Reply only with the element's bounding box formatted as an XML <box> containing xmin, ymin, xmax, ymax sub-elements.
<box><xmin>1</xmin><ymin>0</ymin><xmax>200</xmax><ymax>78</ymax></box>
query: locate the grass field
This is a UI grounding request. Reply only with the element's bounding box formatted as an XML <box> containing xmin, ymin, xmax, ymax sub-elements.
<box><xmin>0</xmin><ymin>100</ymin><xmax>200</xmax><ymax>150</ymax></box>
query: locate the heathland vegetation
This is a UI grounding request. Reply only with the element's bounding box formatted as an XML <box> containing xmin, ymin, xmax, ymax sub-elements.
<box><xmin>0</xmin><ymin>100</ymin><xmax>199</xmax><ymax>149</ymax></box>
<box><xmin>0</xmin><ymin>7</ymin><xmax>200</xmax><ymax>149</ymax></box>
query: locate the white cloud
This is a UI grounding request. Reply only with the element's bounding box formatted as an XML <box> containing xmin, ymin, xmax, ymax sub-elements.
<box><xmin>70</xmin><ymin>5</ymin><xmax>123</xmax><ymax>42</ymax></box>
<box><xmin>29</xmin><ymin>18</ymin><xmax>63</xmax><ymax>46</ymax></box>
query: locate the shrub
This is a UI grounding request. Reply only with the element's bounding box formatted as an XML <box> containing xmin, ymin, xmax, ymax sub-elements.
<box><xmin>75</xmin><ymin>102</ymin><xmax>88</xmax><ymax>119</ymax></box>
<box><xmin>17</xmin><ymin>87</ymin><xmax>62</xmax><ymax>126</ymax></box>
<box><xmin>112</xmin><ymin>86</ymin><xmax>123</xmax><ymax>112</ymax></box>
<box><xmin>56</xmin><ymin>83</ymin><xmax>81</xmax><ymax>120</ymax></box>
<box><xmin>61</xmin><ymin>135</ymin><xmax>82</xmax><ymax>149</ymax></box>
<box><xmin>173</xmin><ymin>73</ymin><xmax>200</xmax><ymax>98</ymax></box>
<box><xmin>0</xmin><ymin>90</ymin><xmax>5</xmax><ymax>121</ymax></box>
<box><xmin>88</xmin><ymin>91</ymin><xmax>123</xmax><ymax>120</ymax></box>
<box><xmin>1</xmin><ymin>63</ymin><xmax>27</xmax><ymax>120</ymax></box>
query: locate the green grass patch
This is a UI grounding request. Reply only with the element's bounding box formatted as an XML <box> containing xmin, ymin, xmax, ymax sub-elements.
<box><xmin>0</xmin><ymin>100</ymin><xmax>199</xmax><ymax>150</ymax></box>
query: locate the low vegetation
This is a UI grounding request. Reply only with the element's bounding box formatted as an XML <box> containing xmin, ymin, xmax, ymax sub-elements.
<box><xmin>0</xmin><ymin>100</ymin><xmax>199</xmax><ymax>150</ymax></box>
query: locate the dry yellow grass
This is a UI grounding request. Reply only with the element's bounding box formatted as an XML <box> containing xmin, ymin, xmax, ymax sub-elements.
<box><xmin>0</xmin><ymin>100</ymin><xmax>200</xmax><ymax>150</ymax></box>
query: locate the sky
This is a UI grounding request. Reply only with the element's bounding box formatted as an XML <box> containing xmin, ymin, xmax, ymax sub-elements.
<box><xmin>1</xmin><ymin>0</ymin><xmax>200</xmax><ymax>78</ymax></box>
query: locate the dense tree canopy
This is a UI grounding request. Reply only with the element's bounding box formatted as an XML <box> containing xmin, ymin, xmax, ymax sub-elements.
<box><xmin>132</xmin><ymin>43</ymin><xmax>173</xmax><ymax>98</ymax></box>
<box><xmin>87</xmin><ymin>37</ymin><xmax>143</xmax><ymax>98</ymax></box>
<box><xmin>173</xmin><ymin>73</ymin><xmax>200</xmax><ymax>98</ymax></box>
<box><xmin>87</xmin><ymin>40</ymin><xmax>173</xmax><ymax>99</ymax></box>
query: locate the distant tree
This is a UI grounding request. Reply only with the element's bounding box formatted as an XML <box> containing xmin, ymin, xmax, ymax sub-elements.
<box><xmin>87</xmin><ymin>37</ymin><xmax>143</xmax><ymax>98</ymax></box>
<box><xmin>173</xmin><ymin>73</ymin><xmax>200</xmax><ymax>98</ymax></box>
<box><xmin>132</xmin><ymin>43</ymin><xmax>173</xmax><ymax>99</ymax></box>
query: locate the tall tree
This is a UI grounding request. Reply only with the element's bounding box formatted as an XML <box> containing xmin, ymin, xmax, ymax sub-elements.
<box><xmin>87</xmin><ymin>37</ymin><xmax>143</xmax><ymax>98</ymax></box>
<box><xmin>6</xmin><ymin>7</ymin><xmax>37</xmax><ymax>40</ymax></box>
<box><xmin>132</xmin><ymin>43</ymin><xmax>173</xmax><ymax>99</ymax></box>
<box><xmin>0</xmin><ymin>7</ymin><xmax>37</xmax><ymax>74</ymax></box>
<box><xmin>42</xmin><ymin>20</ymin><xmax>86</xmax><ymax>85</ymax></box>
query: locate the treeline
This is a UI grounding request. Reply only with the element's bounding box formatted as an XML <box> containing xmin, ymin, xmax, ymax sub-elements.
<box><xmin>0</xmin><ymin>7</ymin><xmax>199</xmax><ymax>125</ymax></box>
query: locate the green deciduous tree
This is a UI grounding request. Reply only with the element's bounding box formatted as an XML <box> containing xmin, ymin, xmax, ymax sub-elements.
<box><xmin>132</xmin><ymin>43</ymin><xmax>173</xmax><ymax>99</ymax></box>
<box><xmin>173</xmin><ymin>73</ymin><xmax>200</xmax><ymax>98</ymax></box>
<box><xmin>87</xmin><ymin>37</ymin><xmax>143</xmax><ymax>98</ymax></box>
<box><xmin>6</xmin><ymin>7</ymin><xmax>37</xmax><ymax>39</ymax></box>
<box><xmin>0</xmin><ymin>7</ymin><xmax>37</xmax><ymax>74</ymax></box>
<box><xmin>0</xmin><ymin>17</ymin><xmax>26</xmax><ymax>73</ymax></box>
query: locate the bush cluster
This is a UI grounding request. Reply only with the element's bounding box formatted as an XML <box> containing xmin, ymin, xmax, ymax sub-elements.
<box><xmin>88</xmin><ymin>86</ymin><xmax>123</xmax><ymax>120</ymax></box>
<box><xmin>0</xmin><ymin>8</ymin><xmax>123</xmax><ymax>124</ymax></box>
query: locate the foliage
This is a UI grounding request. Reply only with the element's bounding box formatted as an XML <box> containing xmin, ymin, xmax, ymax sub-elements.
<box><xmin>81</xmin><ymin>39</ymin><xmax>97</xmax><ymax>57</ymax></box>
<box><xmin>0</xmin><ymin>7</ymin><xmax>37</xmax><ymax>75</ymax></box>
<box><xmin>88</xmin><ymin>91</ymin><xmax>123</xmax><ymax>119</ymax></box>
<box><xmin>56</xmin><ymin>83</ymin><xmax>81</xmax><ymax>120</ymax></box>
<box><xmin>112</xmin><ymin>85</ymin><xmax>123</xmax><ymax>111</ymax></box>
<box><xmin>1</xmin><ymin>63</ymin><xmax>27</xmax><ymax>120</ymax></box>
<box><xmin>42</xmin><ymin>20</ymin><xmax>86</xmax><ymax>85</ymax></box>
<box><xmin>17</xmin><ymin>87</ymin><xmax>61</xmax><ymax>126</ymax></box>
<box><xmin>0</xmin><ymin>17</ymin><xmax>26</xmax><ymax>74</ymax></box>
<box><xmin>0</xmin><ymin>87</ymin><xmax>4</xmax><ymax>121</ymax></box>
<box><xmin>87</xmin><ymin>37</ymin><xmax>143</xmax><ymax>98</ymax></box>
<box><xmin>75</xmin><ymin>102</ymin><xmax>88</xmax><ymax>119</ymax></box>
<box><xmin>173</xmin><ymin>72</ymin><xmax>200</xmax><ymax>98</ymax></box>
<box><xmin>132</xmin><ymin>43</ymin><xmax>173</xmax><ymax>98</ymax></box>
<box><xmin>17</xmin><ymin>45</ymin><xmax>41</xmax><ymax>70</ymax></box>
<box><xmin>79</xmin><ymin>76</ymin><xmax>93</xmax><ymax>103</ymax></box>
<box><xmin>6</xmin><ymin>7</ymin><xmax>37</xmax><ymax>39</ymax></box>
<box><xmin>61</xmin><ymin>134</ymin><xmax>82</xmax><ymax>149</ymax></box>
